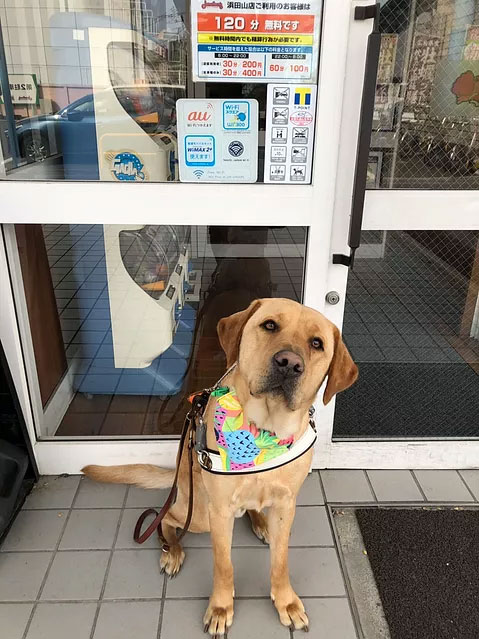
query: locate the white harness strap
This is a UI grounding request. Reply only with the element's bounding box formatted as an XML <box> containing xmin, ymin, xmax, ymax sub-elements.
<box><xmin>197</xmin><ymin>421</ymin><xmax>317</xmax><ymax>475</ymax></box>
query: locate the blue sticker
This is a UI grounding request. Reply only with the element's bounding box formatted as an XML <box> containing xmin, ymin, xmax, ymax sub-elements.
<box><xmin>112</xmin><ymin>152</ymin><xmax>145</xmax><ymax>181</ymax></box>
<box><xmin>223</xmin><ymin>101</ymin><xmax>250</xmax><ymax>130</ymax></box>
<box><xmin>185</xmin><ymin>135</ymin><xmax>215</xmax><ymax>167</ymax></box>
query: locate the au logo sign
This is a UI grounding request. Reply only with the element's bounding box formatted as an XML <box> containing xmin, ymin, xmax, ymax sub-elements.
<box><xmin>187</xmin><ymin>110</ymin><xmax>212</xmax><ymax>121</ymax></box>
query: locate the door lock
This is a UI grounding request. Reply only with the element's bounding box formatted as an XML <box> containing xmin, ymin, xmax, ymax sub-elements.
<box><xmin>326</xmin><ymin>291</ymin><xmax>340</xmax><ymax>305</ymax></box>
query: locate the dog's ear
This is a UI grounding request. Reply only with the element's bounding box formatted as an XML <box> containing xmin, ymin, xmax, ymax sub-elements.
<box><xmin>217</xmin><ymin>300</ymin><xmax>262</xmax><ymax>367</ymax></box>
<box><xmin>323</xmin><ymin>326</ymin><xmax>358</xmax><ymax>405</ymax></box>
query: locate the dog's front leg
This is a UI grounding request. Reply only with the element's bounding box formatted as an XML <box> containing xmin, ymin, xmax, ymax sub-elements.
<box><xmin>269</xmin><ymin>500</ymin><xmax>309</xmax><ymax>631</ymax></box>
<box><xmin>203</xmin><ymin>506</ymin><xmax>235</xmax><ymax>637</ymax></box>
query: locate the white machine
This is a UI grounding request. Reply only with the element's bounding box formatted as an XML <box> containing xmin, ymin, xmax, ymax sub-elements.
<box><xmin>89</xmin><ymin>26</ymin><xmax>182</xmax><ymax>182</ymax></box>
<box><xmin>104</xmin><ymin>224</ymin><xmax>191</xmax><ymax>369</ymax></box>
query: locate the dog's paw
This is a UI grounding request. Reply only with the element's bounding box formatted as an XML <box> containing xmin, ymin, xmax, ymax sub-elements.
<box><xmin>160</xmin><ymin>544</ymin><xmax>185</xmax><ymax>577</ymax></box>
<box><xmin>203</xmin><ymin>602</ymin><xmax>234</xmax><ymax>638</ymax></box>
<box><xmin>272</xmin><ymin>591</ymin><xmax>309</xmax><ymax>631</ymax></box>
<box><xmin>248</xmin><ymin>510</ymin><xmax>270</xmax><ymax>545</ymax></box>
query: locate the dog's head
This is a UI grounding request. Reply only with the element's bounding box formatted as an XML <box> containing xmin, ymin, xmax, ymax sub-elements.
<box><xmin>217</xmin><ymin>298</ymin><xmax>358</xmax><ymax>411</ymax></box>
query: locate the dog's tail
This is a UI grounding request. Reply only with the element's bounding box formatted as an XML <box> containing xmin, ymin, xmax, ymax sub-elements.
<box><xmin>82</xmin><ymin>464</ymin><xmax>175</xmax><ymax>490</ymax></box>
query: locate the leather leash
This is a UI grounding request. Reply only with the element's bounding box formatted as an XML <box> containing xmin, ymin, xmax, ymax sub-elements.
<box><xmin>133</xmin><ymin>390</ymin><xmax>210</xmax><ymax>551</ymax></box>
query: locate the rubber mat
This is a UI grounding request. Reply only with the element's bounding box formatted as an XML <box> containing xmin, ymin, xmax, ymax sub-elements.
<box><xmin>356</xmin><ymin>508</ymin><xmax>479</xmax><ymax>639</ymax></box>
<box><xmin>334</xmin><ymin>363</ymin><xmax>479</xmax><ymax>437</ymax></box>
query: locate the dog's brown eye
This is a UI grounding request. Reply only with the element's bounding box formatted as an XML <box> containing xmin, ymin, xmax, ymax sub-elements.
<box><xmin>262</xmin><ymin>320</ymin><xmax>278</xmax><ymax>331</ymax></box>
<box><xmin>311</xmin><ymin>337</ymin><xmax>323</xmax><ymax>350</ymax></box>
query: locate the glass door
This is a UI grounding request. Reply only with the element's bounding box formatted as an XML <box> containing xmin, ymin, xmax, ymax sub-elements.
<box><xmin>0</xmin><ymin>0</ymin><xmax>362</xmax><ymax>473</ymax></box>
<box><xmin>323</xmin><ymin>0</ymin><xmax>479</xmax><ymax>468</ymax></box>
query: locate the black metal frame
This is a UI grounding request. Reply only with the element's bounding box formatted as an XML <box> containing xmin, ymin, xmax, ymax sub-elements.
<box><xmin>333</xmin><ymin>3</ymin><xmax>381</xmax><ymax>269</ymax></box>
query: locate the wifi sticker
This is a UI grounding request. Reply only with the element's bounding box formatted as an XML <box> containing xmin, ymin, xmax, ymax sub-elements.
<box><xmin>184</xmin><ymin>135</ymin><xmax>215</xmax><ymax>167</ymax></box>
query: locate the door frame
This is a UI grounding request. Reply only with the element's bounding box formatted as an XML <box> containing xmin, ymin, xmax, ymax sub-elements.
<box><xmin>321</xmin><ymin>0</ymin><xmax>479</xmax><ymax>469</ymax></box>
<box><xmin>0</xmin><ymin>0</ymin><xmax>358</xmax><ymax>474</ymax></box>
<box><xmin>3</xmin><ymin>0</ymin><xmax>478</xmax><ymax>474</ymax></box>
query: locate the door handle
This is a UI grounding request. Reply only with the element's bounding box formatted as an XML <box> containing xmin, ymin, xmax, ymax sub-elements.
<box><xmin>333</xmin><ymin>3</ymin><xmax>381</xmax><ymax>269</ymax></box>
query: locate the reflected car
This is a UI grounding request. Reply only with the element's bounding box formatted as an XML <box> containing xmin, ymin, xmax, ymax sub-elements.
<box><xmin>7</xmin><ymin>85</ymin><xmax>181</xmax><ymax>163</ymax></box>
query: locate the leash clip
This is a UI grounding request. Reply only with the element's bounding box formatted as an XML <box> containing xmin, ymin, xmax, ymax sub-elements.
<box><xmin>200</xmin><ymin>451</ymin><xmax>213</xmax><ymax>471</ymax></box>
<box><xmin>194</xmin><ymin>414</ymin><xmax>207</xmax><ymax>453</ymax></box>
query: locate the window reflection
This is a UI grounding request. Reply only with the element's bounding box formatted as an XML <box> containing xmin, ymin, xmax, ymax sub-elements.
<box><xmin>0</xmin><ymin>1</ymin><xmax>188</xmax><ymax>181</ymax></box>
<box><xmin>369</xmin><ymin>0</ymin><xmax>479</xmax><ymax>189</ymax></box>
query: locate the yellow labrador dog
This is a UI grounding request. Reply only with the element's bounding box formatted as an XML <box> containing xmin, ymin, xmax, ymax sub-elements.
<box><xmin>83</xmin><ymin>298</ymin><xmax>357</xmax><ymax>635</ymax></box>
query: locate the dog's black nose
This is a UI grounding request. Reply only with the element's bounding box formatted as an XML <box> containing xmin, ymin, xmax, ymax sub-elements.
<box><xmin>273</xmin><ymin>350</ymin><xmax>304</xmax><ymax>377</ymax></box>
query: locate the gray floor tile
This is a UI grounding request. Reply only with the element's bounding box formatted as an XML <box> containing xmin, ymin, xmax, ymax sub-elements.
<box><xmin>165</xmin><ymin>548</ymin><xmax>213</xmax><ymax>598</ymax></box>
<box><xmin>27</xmin><ymin>603</ymin><xmax>97</xmax><ymax>639</ymax></box>
<box><xmin>0</xmin><ymin>603</ymin><xmax>34</xmax><ymax>639</ymax></box>
<box><xmin>0</xmin><ymin>552</ymin><xmax>52</xmax><ymax>601</ymax></box>
<box><xmin>297</xmin><ymin>472</ymin><xmax>324</xmax><ymax>505</ymax></box>
<box><xmin>182</xmin><ymin>530</ymin><xmax>212</xmax><ymax>548</ymax></box>
<box><xmin>348</xmin><ymin>347</ymin><xmax>385</xmax><ymax>362</ymax></box>
<box><xmin>59</xmin><ymin>510</ymin><xmax>121</xmax><ymax>550</ymax></box>
<box><xmin>93</xmin><ymin>602</ymin><xmax>160</xmax><ymax>639</ymax></box>
<box><xmin>295</xmin><ymin>598</ymin><xmax>357</xmax><ymax>638</ymax></box>
<box><xmin>103</xmin><ymin>550</ymin><xmax>163</xmax><ymax>599</ymax></box>
<box><xmin>290</xmin><ymin>507</ymin><xmax>334</xmax><ymax>546</ymax></box>
<box><xmin>321</xmin><ymin>471</ymin><xmax>375</xmax><ymax>503</ymax></box>
<box><xmin>166</xmin><ymin>547</ymin><xmax>345</xmax><ymax>598</ymax></box>
<box><xmin>161</xmin><ymin>599</ymin><xmax>290</xmax><ymax>639</ymax></box>
<box><xmin>411</xmin><ymin>347</ymin><xmax>450</xmax><ymax>362</ymax></box>
<box><xmin>229</xmin><ymin>599</ymin><xmax>291</xmax><ymax>638</ymax></box>
<box><xmin>459</xmin><ymin>470</ymin><xmax>479</xmax><ymax>500</ymax></box>
<box><xmin>414</xmin><ymin>470</ymin><xmax>475</xmax><ymax>502</ymax></box>
<box><xmin>24</xmin><ymin>476</ymin><xmax>80</xmax><ymax>509</ymax></box>
<box><xmin>372</xmin><ymin>334</ymin><xmax>408</xmax><ymax>348</ymax></box>
<box><xmin>1</xmin><ymin>510</ymin><xmax>67</xmax><ymax>551</ymax></box>
<box><xmin>41</xmin><ymin>551</ymin><xmax>110</xmax><ymax>600</ymax></box>
<box><xmin>115</xmin><ymin>509</ymin><xmax>160</xmax><ymax>549</ymax></box>
<box><xmin>289</xmin><ymin>548</ymin><xmax>345</xmax><ymax>596</ymax></box>
<box><xmin>367</xmin><ymin>470</ymin><xmax>424</xmax><ymax>502</ymax></box>
<box><xmin>161</xmin><ymin>599</ymin><xmax>209</xmax><ymax>639</ymax></box>
<box><xmin>125</xmin><ymin>486</ymin><xmax>170</xmax><ymax>508</ymax></box>
<box><xmin>232</xmin><ymin>515</ymin><xmax>266</xmax><ymax>547</ymax></box>
<box><xmin>74</xmin><ymin>477</ymin><xmax>127</xmax><ymax>508</ymax></box>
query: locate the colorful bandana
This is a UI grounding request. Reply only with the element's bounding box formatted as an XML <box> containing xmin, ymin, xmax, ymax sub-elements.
<box><xmin>212</xmin><ymin>387</ymin><xmax>294</xmax><ymax>472</ymax></box>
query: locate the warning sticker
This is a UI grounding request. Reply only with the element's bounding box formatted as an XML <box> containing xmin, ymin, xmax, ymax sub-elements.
<box><xmin>191</xmin><ymin>0</ymin><xmax>321</xmax><ymax>83</ymax></box>
<box><xmin>177</xmin><ymin>99</ymin><xmax>258</xmax><ymax>182</ymax></box>
<box><xmin>264</xmin><ymin>83</ymin><xmax>316</xmax><ymax>184</ymax></box>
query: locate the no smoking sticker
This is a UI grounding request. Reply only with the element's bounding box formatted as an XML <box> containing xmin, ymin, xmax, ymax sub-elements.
<box><xmin>264</xmin><ymin>84</ymin><xmax>316</xmax><ymax>184</ymax></box>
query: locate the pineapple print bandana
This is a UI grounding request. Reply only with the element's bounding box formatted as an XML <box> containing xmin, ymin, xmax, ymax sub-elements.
<box><xmin>212</xmin><ymin>387</ymin><xmax>295</xmax><ymax>472</ymax></box>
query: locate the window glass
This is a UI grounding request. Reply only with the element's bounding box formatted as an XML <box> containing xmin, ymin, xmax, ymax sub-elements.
<box><xmin>12</xmin><ymin>223</ymin><xmax>306</xmax><ymax>438</ymax></box>
<box><xmin>368</xmin><ymin>0</ymin><xmax>479</xmax><ymax>189</ymax></box>
<box><xmin>0</xmin><ymin>1</ymin><xmax>321</xmax><ymax>184</ymax></box>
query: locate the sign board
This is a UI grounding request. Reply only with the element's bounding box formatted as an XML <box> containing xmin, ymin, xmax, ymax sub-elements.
<box><xmin>190</xmin><ymin>0</ymin><xmax>321</xmax><ymax>83</ymax></box>
<box><xmin>464</xmin><ymin>25</ymin><xmax>479</xmax><ymax>61</ymax></box>
<box><xmin>264</xmin><ymin>83</ymin><xmax>316</xmax><ymax>183</ymax></box>
<box><xmin>404</xmin><ymin>35</ymin><xmax>441</xmax><ymax>109</ymax></box>
<box><xmin>177</xmin><ymin>98</ymin><xmax>258</xmax><ymax>182</ymax></box>
<box><xmin>377</xmin><ymin>34</ymin><xmax>398</xmax><ymax>84</ymax></box>
<box><xmin>0</xmin><ymin>74</ymin><xmax>39</xmax><ymax>106</ymax></box>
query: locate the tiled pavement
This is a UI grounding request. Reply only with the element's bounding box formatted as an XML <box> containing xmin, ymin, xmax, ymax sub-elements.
<box><xmin>1</xmin><ymin>469</ymin><xmax>478</xmax><ymax>639</ymax></box>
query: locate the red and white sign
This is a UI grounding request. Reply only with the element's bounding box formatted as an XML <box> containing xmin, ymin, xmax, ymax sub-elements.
<box><xmin>290</xmin><ymin>110</ymin><xmax>313</xmax><ymax>126</ymax></box>
<box><xmin>191</xmin><ymin>0</ymin><xmax>321</xmax><ymax>83</ymax></box>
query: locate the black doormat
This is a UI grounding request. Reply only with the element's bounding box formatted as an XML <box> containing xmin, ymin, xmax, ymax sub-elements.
<box><xmin>356</xmin><ymin>508</ymin><xmax>479</xmax><ymax>639</ymax></box>
<box><xmin>334</xmin><ymin>363</ymin><xmax>479</xmax><ymax>438</ymax></box>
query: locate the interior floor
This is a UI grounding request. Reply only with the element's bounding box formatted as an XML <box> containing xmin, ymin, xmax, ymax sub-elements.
<box><xmin>336</xmin><ymin>230</ymin><xmax>479</xmax><ymax>438</ymax></box>
<box><xmin>43</xmin><ymin>224</ymin><xmax>305</xmax><ymax>437</ymax></box>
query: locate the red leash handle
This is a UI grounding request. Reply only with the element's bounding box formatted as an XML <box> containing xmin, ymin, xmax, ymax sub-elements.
<box><xmin>133</xmin><ymin>508</ymin><xmax>160</xmax><ymax>544</ymax></box>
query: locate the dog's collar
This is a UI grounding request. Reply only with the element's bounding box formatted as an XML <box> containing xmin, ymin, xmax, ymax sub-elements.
<box><xmin>191</xmin><ymin>366</ymin><xmax>317</xmax><ymax>475</ymax></box>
